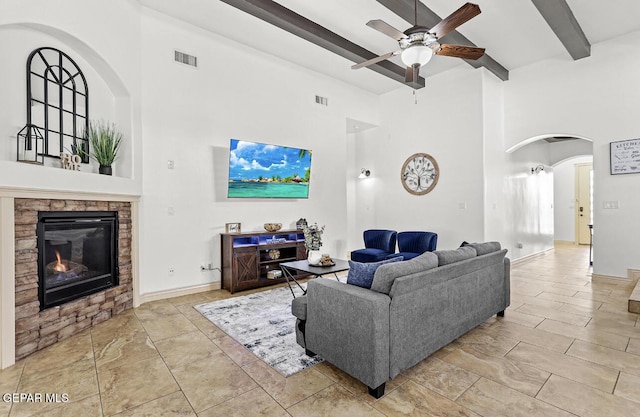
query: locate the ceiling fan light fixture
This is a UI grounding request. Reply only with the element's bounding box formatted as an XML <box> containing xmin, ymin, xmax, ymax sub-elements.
<box><xmin>400</xmin><ymin>44</ymin><xmax>433</xmax><ymax>67</ymax></box>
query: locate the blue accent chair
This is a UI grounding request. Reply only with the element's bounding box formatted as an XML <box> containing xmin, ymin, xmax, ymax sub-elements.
<box><xmin>351</xmin><ymin>229</ymin><xmax>397</xmax><ymax>263</ymax></box>
<box><xmin>387</xmin><ymin>231</ymin><xmax>438</xmax><ymax>260</ymax></box>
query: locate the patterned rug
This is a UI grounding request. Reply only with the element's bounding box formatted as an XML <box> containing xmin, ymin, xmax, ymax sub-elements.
<box><xmin>194</xmin><ymin>285</ymin><xmax>323</xmax><ymax>377</ymax></box>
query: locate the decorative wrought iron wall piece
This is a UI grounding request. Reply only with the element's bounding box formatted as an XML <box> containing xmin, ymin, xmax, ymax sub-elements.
<box><xmin>25</xmin><ymin>47</ymin><xmax>89</xmax><ymax>162</ymax></box>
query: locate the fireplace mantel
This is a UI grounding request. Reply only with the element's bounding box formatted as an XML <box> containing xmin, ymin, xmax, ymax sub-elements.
<box><xmin>0</xmin><ymin>186</ymin><xmax>140</xmax><ymax>369</ymax></box>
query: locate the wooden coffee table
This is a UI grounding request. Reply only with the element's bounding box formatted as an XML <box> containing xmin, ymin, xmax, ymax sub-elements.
<box><xmin>280</xmin><ymin>259</ymin><xmax>350</xmax><ymax>298</ymax></box>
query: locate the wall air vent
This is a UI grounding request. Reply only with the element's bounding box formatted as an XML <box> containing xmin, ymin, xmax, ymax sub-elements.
<box><xmin>315</xmin><ymin>95</ymin><xmax>328</xmax><ymax>106</ymax></box>
<box><xmin>174</xmin><ymin>50</ymin><xmax>198</xmax><ymax>68</ymax></box>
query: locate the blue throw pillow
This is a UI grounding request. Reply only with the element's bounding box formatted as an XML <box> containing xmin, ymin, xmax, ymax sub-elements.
<box><xmin>347</xmin><ymin>257</ymin><xmax>404</xmax><ymax>289</ymax></box>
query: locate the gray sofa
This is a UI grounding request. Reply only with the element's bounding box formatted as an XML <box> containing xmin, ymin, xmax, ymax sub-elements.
<box><xmin>291</xmin><ymin>242</ymin><xmax>510</xmax><ymax>398</ymax></box>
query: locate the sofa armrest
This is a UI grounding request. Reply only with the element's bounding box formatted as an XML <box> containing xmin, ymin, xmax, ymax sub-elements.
<box><xmin>305</xmin><ymin>278</ymin><xmax>391</xmax><ymax>390</ymax></box>
<box><xmin>291</xmin><ymin>295</ymin><xmax>308</xmax><ymax>320</ymax></box>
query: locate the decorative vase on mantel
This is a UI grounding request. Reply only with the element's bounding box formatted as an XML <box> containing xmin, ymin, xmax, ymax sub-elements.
<box><xmin>307</xmin><ymin>249</ymin><xmax>322</xmax><ymax>266</ymax></box>
<box><xmin>99</xmin><ymin>165</ymin><xmax>112</xmax><ymax>176</ymax></box>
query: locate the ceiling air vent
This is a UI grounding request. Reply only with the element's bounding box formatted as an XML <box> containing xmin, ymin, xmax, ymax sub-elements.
<box><xmin>315</xmin><ymin>95</ymin><xmax>328</xmax><ymax>106</ymax></box>
<box><xmin>174</xmin><ymin>50</ymin><xmax>198</xmax><ymax>68</ymax></box>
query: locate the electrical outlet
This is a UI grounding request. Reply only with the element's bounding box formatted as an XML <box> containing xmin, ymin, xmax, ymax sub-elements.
<box><xmin>168</xmin><ymin>267</ymin><xmax>175</xmax><ymax>275</ymax></box>
<box><xmin>603</xmin><ymin>201</ymin><xmax>619</xmax><ymax>209</ymax></box>
<box><xmin>167</xmin><ymin>160</ymin><xmax>175</xmax><ymax>169</ymax></box>
<box><xmin>516</xmin><ymin>243</ymin><xmax>523</xmax><ymax>249</ymax></box>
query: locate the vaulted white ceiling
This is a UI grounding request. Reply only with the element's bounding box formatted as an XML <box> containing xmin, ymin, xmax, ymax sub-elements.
<box><xmin>138</xmin><ymin>0</ymin><xmax>640</xmax><ymax>94</ymax></box>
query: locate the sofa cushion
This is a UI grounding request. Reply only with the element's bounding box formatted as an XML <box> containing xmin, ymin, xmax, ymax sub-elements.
<box><xmin>291</xmin><ymin>295</ymin><xmax>308</xmax><ymax>320</ymax></box>
<box><xmin>347</xmin><ymin>257</ymin><xmax>404</xmax><ymax>289</ymax></box>
<box><xmin>435</xmin><ymin>246</ymin><xmax>477</xmax><ymax>266</ymax></box>
<box><xmin>351</xmin><ymin>248</ymin><xmax>393</xmax><ymax>263</ymax></box>
<box><xmin>468</xmin><ymin>241</ymin><xmax>501</xmax><ymax>256</ymax></box>
<box><xmin>371</xmin><ymin>251</ymin><xmax>438</xmax><ymax>294</ymax></box>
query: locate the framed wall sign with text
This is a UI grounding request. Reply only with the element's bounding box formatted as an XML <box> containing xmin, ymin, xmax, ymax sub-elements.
<box><xmin>610</xmin><ymin>138</ymin><xmax>640</xmax><ymax>175</ymax></box>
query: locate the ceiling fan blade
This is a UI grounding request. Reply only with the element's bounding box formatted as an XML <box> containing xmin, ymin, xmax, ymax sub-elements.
<box><xmin>351</xmin><ymin>50</ymin><xmax>400</xmax><ymax>69</ymax></box>
<box><xmin>405</xmin><ymin>64</ymin><xmax>420</xmax><ymax>84</ymax></box>
<box><xmin>437</xmin><ymin>44</ymin><xmax>485</xmax><ymax>60</ymax></box>
<box><xmin>429</xmin><ymin>3</ymin><xmax>481</xmax><ymax>39</ymax></box>
<box><xmin>367</xmin><ymin>19</ymin><xmax>408</xmax><ymax>41</ymax></box>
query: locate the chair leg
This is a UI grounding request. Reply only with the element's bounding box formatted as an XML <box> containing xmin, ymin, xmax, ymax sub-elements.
<box><xmin>368</xmin><ymin>383</ymin><xmax>386</xmax><ymax>399</ymax></box>
<box><xmin>497</xmin><ymin>310</ymin><xmax>505</xmax><ymax>317</ymax></box>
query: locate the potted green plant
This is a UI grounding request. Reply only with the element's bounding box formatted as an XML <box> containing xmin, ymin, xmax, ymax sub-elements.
<box><xmin>303</xmin><ymin>222</ymin><xmax>325</xmax><ymax>265</ymax></box>
<box><xmin>83</xmin><ymin>120</ymin><xmax>123</xmax><ymax>175</ymax></box>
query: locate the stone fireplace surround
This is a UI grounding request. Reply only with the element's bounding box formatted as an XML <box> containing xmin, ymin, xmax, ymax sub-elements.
<box><xmin>0</xmin><ymin>190</ymin><xmax>139</xmax><ymax>368</ymax></box>
<box><xmin>14</xmin><ymin>198</ymin><xmax>133</xmax><ymax>360</ymax></box>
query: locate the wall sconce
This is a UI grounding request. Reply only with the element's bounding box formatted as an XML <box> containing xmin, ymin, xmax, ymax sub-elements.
<box><xmin>16</xmin><ymin>124</ymin><xmax>45</xmax><ymax>165</ymax></box>
<box><xmin>358</xmin><ymin>168</ymin><xmax>371</xmax><ymax>179</ymax></box>
<box><xmin>530</xmin><ymin>165</ymin><xmax>545</xmax><ymax>175</ymax></box>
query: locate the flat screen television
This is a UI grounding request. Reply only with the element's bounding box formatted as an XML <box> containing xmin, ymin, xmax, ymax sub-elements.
<box><xmin>227</xmin><ymin>139</ymin><xmax>312</xmax><ymax>198</ymax></box>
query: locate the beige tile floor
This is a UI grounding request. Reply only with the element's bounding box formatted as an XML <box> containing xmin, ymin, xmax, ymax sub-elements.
<box><xmin>2</xmin><ymin>244</ymin><xmax>640</xmax><ymax>416</ymax></box>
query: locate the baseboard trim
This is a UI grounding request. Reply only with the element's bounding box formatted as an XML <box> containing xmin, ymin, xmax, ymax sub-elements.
<box><xmin>511</xmin><ymin>247</ymin><xmax>554</xmax><ymax>266</ymax></box>
<box><xmin>591</xmin><ymin>273</ymin><xmax>631</xmax><ymax>282</ymax></box>
<box><xmin>592</xmin><ymin>269</ymin><xmax>639</xmax><ymax>284</ymax></box>
<box><xmin>139</xmin><ymin>282</ymin><xmax>222</xmax><ymax>305</ymax></box>
<box><xmin>554</xmin><ymin>240</ymin><xmax>576</xmax><ymax>246</ymax></box>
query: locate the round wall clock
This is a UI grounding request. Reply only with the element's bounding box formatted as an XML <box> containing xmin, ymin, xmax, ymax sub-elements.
<box><xmin>401</xmin><ymin>153</ymin><xmax>440</xmax><ymax>195</ymax></box>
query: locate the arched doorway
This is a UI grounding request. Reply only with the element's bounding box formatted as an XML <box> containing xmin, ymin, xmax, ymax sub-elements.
<box><xmin>505</xmin><ymin>134</ymin><xmax>594</xmax><ymax>257</ymax></box>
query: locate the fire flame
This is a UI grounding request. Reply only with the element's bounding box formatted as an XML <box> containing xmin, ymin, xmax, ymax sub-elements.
<box><xmin>53</xmin><ymin>251</ymin><xmax>67</xmax><ymax>272</ymax></box>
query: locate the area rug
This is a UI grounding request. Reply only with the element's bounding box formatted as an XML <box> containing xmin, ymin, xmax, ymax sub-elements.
<box><xmin>194</xmin><ymin>285</ymin><xmax>323</xmax><ymax>377</ymax></box>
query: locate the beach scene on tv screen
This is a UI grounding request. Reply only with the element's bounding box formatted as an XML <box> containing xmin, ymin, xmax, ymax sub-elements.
<box><xmin>228</xmin><ymin>139</ymin><xmax>312</xmax><ymax>198</ymax></box>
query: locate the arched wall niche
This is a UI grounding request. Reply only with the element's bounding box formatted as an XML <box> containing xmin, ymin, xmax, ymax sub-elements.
<box><xmin>7</xmin><ymin>23</ymin><xmax>129</xmax><ymax>97</ymax></box>
<box><xmin>0</xmin><ymin>22</ymin><xmax>134</xmax><ymax>179</ymax></box>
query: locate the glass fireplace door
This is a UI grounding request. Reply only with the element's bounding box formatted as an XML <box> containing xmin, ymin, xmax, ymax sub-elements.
<box><xmin>38</xmin><ymin>211</ymin><xmax>119</xmax><ymax>310</ymax></box>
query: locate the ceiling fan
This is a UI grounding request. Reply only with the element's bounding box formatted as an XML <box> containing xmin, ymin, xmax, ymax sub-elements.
<box><xmin>352</xmin><ymin>1</ymin><xmax>486</xmax><ymax>84</ymax></box>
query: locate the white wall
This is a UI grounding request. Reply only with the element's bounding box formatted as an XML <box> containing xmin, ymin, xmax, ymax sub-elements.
<box><xmin>482</xmin><ymin>70</ymin><xmax>508</xmax><ymax>249</ymax></box>
<box><xmin>138</xmin><ymin>10</ymin><xmax>379</xmax><ymax>293</ymax></box>
<box><xmin>347</xmin><ymin>128</ymin><xmax>379</xmax><ymax>253</ymax></box>
<box><xmin>505</xmin><ymin>141</ymin><xmax>554</xmax><ymax>258</ymax></box>
<box><xmin>352</xmin><ymin>67</ymin><xmax>485</xmax><ymax>251</ymax></box>
<box><xmin>353</xmin><ymin>66</ymin><xmax>555</xmax><ymax>260</ymax></box>
<box><xmin>554</xmin><ymin>156</ymin><xmax>593</xmax><ymax>242</ymax></box>
<box><xmin>505</xmin><ymin>30</ymin><xmax>640</xmax><ymax>277</ymax></box>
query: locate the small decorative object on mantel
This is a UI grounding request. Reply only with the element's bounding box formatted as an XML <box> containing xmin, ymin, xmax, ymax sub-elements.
<box><xmin>16</xmin><ymin>124</ymin><xmax>45</xmax><ymax>165</ymax></box>
<box><xmin>81</xmin><ymin>120</ymin><xmax>123</xmax><ymax>176</ymax></box>
<box><xmin>296</xmin><ymin>218</ymin><xmax>307</xmax><ymax>230</ymax></box>
<box><xmin>303</xmin><ymin>222</ymin><xmax>325</xmax><ymax>265</ymax></box>
<box><xmin>264</xmin><ymin>223</ymin><xmax>282</xmax><ymax>232</ymax></box>
<box><xmin>60</xmin><ymin>153</ymin><xmax>82</xmax><ymax>171</ymax></box>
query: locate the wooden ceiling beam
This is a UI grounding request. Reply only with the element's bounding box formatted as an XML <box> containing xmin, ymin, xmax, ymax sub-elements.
<box><xmin>220</xmin><ymin>0</ymin><xmax>425</xmax><ymax>89</ymax></box>
<box><xmin>531</xmin><ymin>0</ymin><xmax>590</xmax><ymax>60</ymax></box>
<box><xmin>376</xmin><ymin>0</ymin><xmax>509</xmax><ymax>81</ymax></box>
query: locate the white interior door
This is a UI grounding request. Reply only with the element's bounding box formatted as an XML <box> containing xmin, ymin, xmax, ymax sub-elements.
<box><xmin>575</xmin><ymin>163</ymin><xmax>593</xmax><ymax>245</ymax></box>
